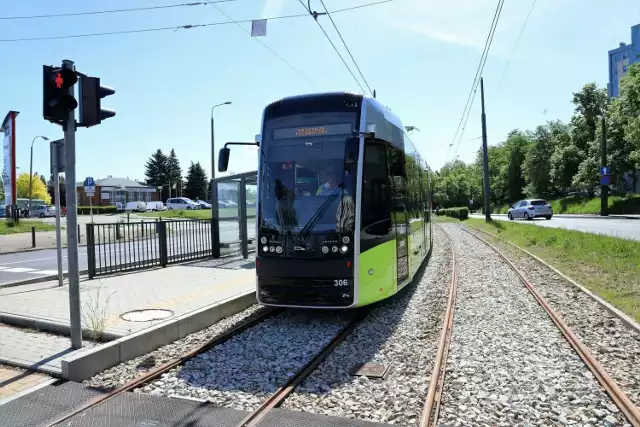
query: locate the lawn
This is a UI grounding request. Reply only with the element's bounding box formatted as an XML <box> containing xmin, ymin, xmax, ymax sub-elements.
<box><xmin>489</xmin><ymin>195</ymin><xmax>640</xmax><ymax>215</ymax></box>
<box><xmin>140</xmin><ymin>207</ymin><xmax>256</xmax><ymax>220</ymax></box>
<box><xmin>0</xmin><ymin>220</ymin><xmax>57</xmax><ymax>235</ymax></box>
<box><xmin>466</xmin><ymin>218</ymin><xmax>640</xmax><ymax>322</ymax></box>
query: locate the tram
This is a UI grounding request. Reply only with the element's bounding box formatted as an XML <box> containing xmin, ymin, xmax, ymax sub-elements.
<box><xmin>218</xmin><ymin>92</ymin><xmax>432</xmax><ymax>308</ymax></box>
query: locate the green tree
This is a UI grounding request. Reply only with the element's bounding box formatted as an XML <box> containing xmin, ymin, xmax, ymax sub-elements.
<box><xmin>523</xmin><ymin>122</ymin><xmax>568</xmax><ymax>196</ymax></box>
<box><xmin>618</xmin><ymin>64</ymin><xmax>640</xmax><ymax>176</ymax></box>
<box><xmin>572</xmin><ymin>82</ymin><xmax>608</xmax><ymax>144</ymax></box>
<box><xmin>550</xmin><ymin>127</ymin><xmax>581</xmax><ymax>190</ymax></box>
<box><xmin>166</xmin><ymin>149</ymin><xmax>183</xmax><ymax>197</ymax></box>
<box><xmin>184</xmin><ymin>162</ymin><xmax>209</xmax><ymax>201</ymax></box>
<box><xmin>144</xmin><ymin>149</ymin><xmax>168</xmax><ymax>199</ymax></box>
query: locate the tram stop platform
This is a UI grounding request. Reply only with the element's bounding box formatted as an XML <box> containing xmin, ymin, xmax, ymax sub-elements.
<box><xmin>0</xmin><ymin>256</ymin><xmax>256</xmax><ymax>380</ymax></box>
<box><xmin>1</xmin><ymin>380</ymin><xmax>396</xmax><ymax>427</ymax></box>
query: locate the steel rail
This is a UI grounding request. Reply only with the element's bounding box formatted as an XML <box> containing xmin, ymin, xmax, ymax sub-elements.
<box><xmin>46</xmin><ymin>307</ymin><xmax>281</xmax><ymax>427</ymax></box>
<box><xmin>420</xmin><ymin>225</ymin><xmax>458</xmax><ymax>427</ymax></box>
<box><xmin>236</xmin><ymin>308</ymin><xmax>371</xmax><ymax>427</ymax></box>
<box><xmin>458</xmin><ymin>225</ymin><xmax>640</xmax><ymax>427</ymax></box>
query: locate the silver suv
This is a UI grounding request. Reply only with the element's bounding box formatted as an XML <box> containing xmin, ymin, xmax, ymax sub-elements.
<box><xmin>507</xmin><ymin>199</ymin><xmax>553</xmax><ymax>221</ymax></box>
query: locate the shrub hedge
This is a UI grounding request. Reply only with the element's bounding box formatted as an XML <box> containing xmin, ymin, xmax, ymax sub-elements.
<box><xmin>436</xmin><ymin>207</ymin><xmax>469</xmax><ymax>220</ymax></box>
<box><xmin>77</xmin><ymin>205</ymin><xmax>118</xmax><ymax>215</ymax></box>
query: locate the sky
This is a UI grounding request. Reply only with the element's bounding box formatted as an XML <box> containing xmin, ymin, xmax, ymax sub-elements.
<box><xmin>1</xmin><ymin>0</ymin><xmax>639</xmax><ymax>186</ymax></box>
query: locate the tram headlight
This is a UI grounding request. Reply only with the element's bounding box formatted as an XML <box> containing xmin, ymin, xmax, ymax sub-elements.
<box><xmin>340</xmin><ymin>245</ymin><xmax>348</xmax><ymax>253</ymax></box>
<box><xmin>269</xmin><ymin>246</ymin><xmax>275</xmax><ymax>253</ymax></box>
<box><xmin>342</xmin><ymin>236</ymin><xmax>350</xmax><ymax>244</ymax></box>
<box><xmin>263</xmin><ymin>246</ymin><xmax>269</xmax><ymax>252</ymax></box>
<box><xmin>276</xmin><ymin>246</ymin><xmax>283</xmax><ymax>254</ymax></box>
<box><xmin>331</xmin><ymin>246</ymin><xmax>338</xmax><ymax>253</ymax></box>
<box><xmin>260</xmin><ymin>236</ymin><xmax>267</xmax><ymax>244</ymax></box>
<box><xmin>322</xmin><ymin>246</ymin><xmax>329</xmax><ymax>254</ymax></box>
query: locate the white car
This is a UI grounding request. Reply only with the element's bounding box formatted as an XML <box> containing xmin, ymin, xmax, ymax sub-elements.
<box><xmin>507</xmin><ymin>199</ymin><xmax>553</xmax><ymax>220</ymax></box>
<box><xmin>166</xmin><ymin>197</ymin><xmax>200</xmax><ymax>210</ymax></box>
<box><xmin>146</xmin><ymin>201</ymin><xmax>166</xmax><ymax>212</ymax></box>
<box><xmin>31</xmin><ymin>205</ymin><xmax>56</xmax><ymax>218</ymax></box>
<box><xmin>125</xmin><ymin>201</ymin><xmax>147</xmax><ymax>212</ymax></box>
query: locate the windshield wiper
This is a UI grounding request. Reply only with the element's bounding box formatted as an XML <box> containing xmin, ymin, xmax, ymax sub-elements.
<box><xmin>299</xmin><ymin>185</ymin><xmax>343</xmax><ymax>242</ymax></box>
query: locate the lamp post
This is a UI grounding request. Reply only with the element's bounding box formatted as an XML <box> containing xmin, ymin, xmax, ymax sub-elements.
<box><xmin>210</xmin><ymin>101</ymin><xmax>231</xmax><ymax>258</ymax></box>
<box><xmin>29</xmin><ymin>135</ymin><xmax>49</xmax><ymax>215</ymax></box>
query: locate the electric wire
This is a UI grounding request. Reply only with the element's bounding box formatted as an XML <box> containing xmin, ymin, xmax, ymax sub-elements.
<box><xmin>0</xmin><ymin>1</ymin><xmax>235</xmax><ymax>20</ymax></box>
<box><xmin>318</xmin><ymin>0</ymin><xmax>373</xmax><ymax>95</ymax></box>
<box><xmin>497</xmin><ymin>0</ymin><xmax>537</xmax><ymax>88</ymax></box>
<box><xmin>0</xmin><ymin>0</ymin><xmax>393</xmax><ymax>42</ymax></box>
<box><xmin>297</xmin><ymin>0</ymin><xmax>367</xmax><ymax>94</ymax></box>
<box><xmin>446</xmin><ymin>0</ymin><xmax>504</xmax><ymax>161</ymax></box>
<box><xmin>203</xmin><ymin>0</ymin><xmax>316</xmax><ymax>87</ymax></box>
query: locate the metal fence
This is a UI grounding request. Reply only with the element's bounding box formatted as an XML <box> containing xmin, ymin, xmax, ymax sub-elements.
<box><xmin>87</xmin><ymin>219</ymin><xmax>213</xmax><ymax>278</ymax></box>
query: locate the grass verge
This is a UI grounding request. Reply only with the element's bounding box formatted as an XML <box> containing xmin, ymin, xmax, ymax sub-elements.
<box><xmin>489</xmin><ymin>195</ymin><xmax>640</xmax><ymax>215</ymax></box>
<box><xmin>0</xmin><ymin>221</ymin><xmax>57</xmax><ymax>235</ymax></box>
<box><xmin>139</xmin><ymin>207</ymin><xmax>256</xmax><ymax>220</ymax></box>
<box><xmin>466</xmin><ymin>218</ymin><xmax>640</xmax><ymax>322</ymax></box>
<box><xmin>435</xmin><ymin>216</ymin><xmax>461</xmax><ymax>223</ymax></box>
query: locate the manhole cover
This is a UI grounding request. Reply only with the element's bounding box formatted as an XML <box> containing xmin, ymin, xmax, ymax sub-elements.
<box><xmin>120</xmin><ymin>309</ymin><xmax>174</xmax><ymax>322</ymax></box>
<box><xmin>351</xmin><ymin>363</ymin><xmax>389</xmax><ymax>379</ymax></box>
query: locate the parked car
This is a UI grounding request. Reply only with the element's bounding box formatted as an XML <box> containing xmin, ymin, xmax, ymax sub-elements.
<box><xmin>125</xmin><ymin>201</ymin><xmax>147</xmax><ymax>212</ymax></box>
<box><xmin>196</xmin><ymin>200</ymin><xmax>212</xmax><ymax>209</ymax></box>
<box><xmin>166</xmin><ymin>197</ymin><xmax>200</xmax><ymax>210</ymax></box>
<box><xmin>30</xmin><ymin>205</ymin><xmax>56</xmax><ymax>218</ymax></box>
<box><xmin>146</xmin><ymin>201</ymin><xmax>166</xmax><ymax>212</ymax></box>
<box><xmin>507</xmin><ymin>199</ymin><xmax>553</xmax><ymax>220</ymax></box>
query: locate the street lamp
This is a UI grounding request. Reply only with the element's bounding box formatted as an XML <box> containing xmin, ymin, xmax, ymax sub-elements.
<box><xmin>29</xmin><ymin>135</ymin><xmax>49</xmax><ymax>215</ymax></box>
<box><xmin>211</xmin><ymin>101</ymin><xmax>232</xmax><ymax>180</ymax></box>
<box><xmin>210</xmin><ymin>101</ymin><xmax>231</xmax><ymax>258</ymax></box>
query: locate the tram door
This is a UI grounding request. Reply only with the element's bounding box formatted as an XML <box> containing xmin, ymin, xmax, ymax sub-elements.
<box><xmin>387</xmin><ymin>145</ymin><xmax>409</xmax><ymax>286</ymax></box>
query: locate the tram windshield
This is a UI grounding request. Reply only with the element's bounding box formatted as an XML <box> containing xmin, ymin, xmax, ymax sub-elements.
<box><xmin>259</xmin><ymin>131</ymin><xmax>358</xmax><ymax>236</ymax></box>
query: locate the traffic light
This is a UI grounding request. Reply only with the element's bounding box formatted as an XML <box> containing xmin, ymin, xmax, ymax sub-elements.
<box><xmin>43</xmin><ymin>65</ymin><xmax>78</xmax><ymax>125</ymax></box>
<box><xmin>78</xmin><ymin>75</ymin><xmax>116</xmax><ymax>128</ymax></box>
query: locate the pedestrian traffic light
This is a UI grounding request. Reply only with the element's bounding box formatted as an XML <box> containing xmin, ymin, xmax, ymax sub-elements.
<box><xmin>43</xmin><ymin>65</ymin><xmax>78</xmax><ymax>125</ymax></box>
<box><xmin>78</xmin><ymin>75</ymin><xmax>116</xmax><ymax>128</ymax></box>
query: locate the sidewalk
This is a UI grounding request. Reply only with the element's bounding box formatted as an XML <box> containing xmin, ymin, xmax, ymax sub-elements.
<box><xmin>0</xmin><ymin>256</ymin><xmax>256</xmax><ymax>375</ymax></box>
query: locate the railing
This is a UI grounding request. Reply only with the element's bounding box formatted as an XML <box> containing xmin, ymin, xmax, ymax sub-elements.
<box><xmin>87</xmin><ymin>218</ymin><xmax>255</xmax><ymax>278</ymax></box>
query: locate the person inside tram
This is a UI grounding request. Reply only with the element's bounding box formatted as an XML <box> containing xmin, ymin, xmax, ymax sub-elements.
<box><xmin>316</xmin><ymin>167</ymin><xmax>346</xmax><ymax>196</ymax></box>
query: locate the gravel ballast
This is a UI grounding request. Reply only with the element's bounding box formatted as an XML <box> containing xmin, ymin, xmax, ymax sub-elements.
<box><xmin>466</xmin><ymin>225</ymin><xmax>640</xmax><ymax>408</ymax></box>
<box><xmin>282</xmin><ymin>226</ymin><xmax>452</xmax><ymax>425</ymax></box>
<box><xmin>136</xmin><ymin>309</ymin><xmax>352</xmax><ymax>411</ymax></box>
<box><xmin>438</xmin><ymin>224</ymin><xmax>629</xmax><ymax>427</ymax></box>
<box><xmin>85</xmin><ymin>304</ymin><xmax>269</xmax><ymax>390</ymax></box>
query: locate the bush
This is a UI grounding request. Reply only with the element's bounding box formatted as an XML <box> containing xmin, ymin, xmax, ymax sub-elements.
<box><xmin>436</xmin><ymin>207</ymin><xmax>469</xmax><ymax>220</ymax></box>
<box><xmin>77</xmin><ymin>205</ymin><xmax>117</xmax><ymax>215</ymax></box>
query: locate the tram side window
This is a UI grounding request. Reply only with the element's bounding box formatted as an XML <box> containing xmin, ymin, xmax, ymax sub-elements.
<box><xmin>387</xmin><ymin>145</ymin><xmax>406</xmax><ymax>225</ymax></box>
<box><xmin>361</xmin><ymin>141</ymin><xmax>391</xmax><ymax>236</ymax></box>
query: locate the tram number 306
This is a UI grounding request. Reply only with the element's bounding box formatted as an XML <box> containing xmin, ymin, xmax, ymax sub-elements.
<box><xmin>333</xmin><ymin>279</ymin><xmax>349</xmax><ymax>287</ymax></box>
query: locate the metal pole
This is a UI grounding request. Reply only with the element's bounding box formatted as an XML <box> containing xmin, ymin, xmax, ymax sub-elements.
<box><xmin>89</xmin><ymin>194</ymin><xmax>93</xmax><ymax>223</ymax></box>
<box><xmin>54</xmin><ymin>171</ymin><xmax>64</xmax><ymax>287</ymax></box>
<box><xmin>600</xmin><ymin>114</ymin><xmax>608</xmax><ymax>217</ymax></box>
<box><xmin>29</xmin><ymin>139</ymin><xmax>34</xmax><ymax>215</ymax></box>
<box><xmin>210</xmin><ymin>102</ymin><xmax>230</xmax><ymax>259</ymax></box>
<box><xmin>480</xmin><ymin>77</ymin><xmax>491</xmax><ymax>222</ymax></box>
<box><xmin>62</xmin><ymin>59</ymin><xmax>82</xmax><ymax>349</ymax></box>
<box><xmin>239</xmin><ymin>177</ymin><xmax>248</xmax><ymax>259</ymax></box>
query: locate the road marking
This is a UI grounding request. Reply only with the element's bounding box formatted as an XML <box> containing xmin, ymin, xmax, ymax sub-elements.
<box><xmin>28</xmin><ymin>270</ymin><xmax>60</xmax><ymax>275</ymax></box>
<box><xmin>3</xmin><ymin>268</ymin><xmax>37</xmax><ymax>273</ymax></box>
<box><xmin>0</xmin><ymin>267</ymin><xmax>7</xmax><ymax>270</ymax></box>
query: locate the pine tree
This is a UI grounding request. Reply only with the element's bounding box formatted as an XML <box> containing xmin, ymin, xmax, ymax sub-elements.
<box><xmin>184</xmin><ymin>162</ymin><xmax>209</xmax><ymax>200</ymax></box>
<box><xmin>166</xmin><ymin>149</ymin><xmax>182</xmax><ymax>197</ymax></box>
<box><xmin>144</xmin><ymin>149</ymin><xmax>168</xmax><ymax>199</ymax></box>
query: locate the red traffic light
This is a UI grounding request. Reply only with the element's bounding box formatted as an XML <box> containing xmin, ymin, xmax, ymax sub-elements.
<box><xmin>55</xmin><ymin>72</ymin><xmax>64</xmax><ymax>89</ymax></box>
<box><xmin>47</xmin><ymin>67</ymin><xmax>77</xmax><ymax>90</ymax></box>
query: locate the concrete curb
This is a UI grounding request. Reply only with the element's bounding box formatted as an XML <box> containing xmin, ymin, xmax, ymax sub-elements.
<box><xmin>0</xmin><ymin>270</ymin><xmax>89</xmax><ymax>289</ymax></box>
<box><xmin>0</xmin><ymin>311</ymin><xmax>122</xmax><ymax>342</ymax></box>
<box><xmin>61</xmin><ymin>290</ymin><xmax>257</xmax><ymax>382</ymax></box>
<box><xmin>466</xmin><ymin>224</ymin><xmax>640</xmax><ymax>334</ymax></box>
<box><xmin>0</xmin><ymin>243</ymin><xmax>87</xmax><ymax>256</ymax></box>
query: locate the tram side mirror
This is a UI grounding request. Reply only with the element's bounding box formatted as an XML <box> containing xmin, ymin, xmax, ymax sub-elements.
<box><xmin>218</xmin><ymin>147</ymin><xmax>230</xmax><ymax>172</ymax></box>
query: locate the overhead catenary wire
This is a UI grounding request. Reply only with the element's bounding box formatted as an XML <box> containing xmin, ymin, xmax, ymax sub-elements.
<box><xmin>0</xmin><ymin>1</ymin><xmax>236</xmax><ymax>20</ymax></box>
<box><xmin>297</xmin><ymin>0</ymin><xmax>367</xmax><ymax>94</ymax></box>
<box><xmin>446</xmin><ymin>0</ymin><xmax>504</xmax><ymax>162</ymax></box>
<box><xmin>203</xmin><ymin>0</ymin><xmax>316</xmax><ymax>88</ymax></box>
<box><xmin>496</xmin><ymin>0</ymin><xmax>537</xmax><ymax>88</ymax></box>
<box><xmin>0</xmin><ymin>0</ymin><xmax>393</xmax><ymax>42</ymax></box>
<box><xmin>317</xmin><ymin>0</ymin><xmax>373</xmax><ymax>95</ymax></box>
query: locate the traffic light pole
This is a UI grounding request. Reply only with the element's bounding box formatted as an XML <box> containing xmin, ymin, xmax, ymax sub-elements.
<box><xmin>62</xmin><ymin>59</ymin><xmax>82</xmax><ymax>349</ymax></box>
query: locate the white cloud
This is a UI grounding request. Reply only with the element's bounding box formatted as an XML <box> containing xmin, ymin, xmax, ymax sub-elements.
<box><xmin>261</xmin><ymin>0</ymin><xmax>286</xmax><ymax>18</ymax></box>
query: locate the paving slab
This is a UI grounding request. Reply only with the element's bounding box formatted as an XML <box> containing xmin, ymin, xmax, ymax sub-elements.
<box><xmin>0</xmin><ymin>257</ymin><xmax>256</xmax><ymax>338</ymax></box>
<box><xmin>0</xmin><ymin>365</ymin><xmax>55</xmax><ymax>403</ymax></box>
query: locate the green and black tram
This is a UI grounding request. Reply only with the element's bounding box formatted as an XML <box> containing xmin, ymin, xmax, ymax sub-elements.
<box><xmin>219</xmin><ymin>92</ymin><xmax>432</xmax><ymax>308</ymax></box>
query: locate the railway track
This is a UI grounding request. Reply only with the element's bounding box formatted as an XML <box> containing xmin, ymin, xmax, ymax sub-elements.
<box><xmin>451</xmin><ymin>224</ymin><xmax>640</xmax><ymax>427</ymax></box>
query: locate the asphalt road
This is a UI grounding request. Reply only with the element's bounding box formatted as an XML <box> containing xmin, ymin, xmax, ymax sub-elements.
<box><xmin>470</xmin><ymin>213</ymin><xmax>640</xmax><ymax>241</ymax></box>
<box><xmin>0</xmin><ymin>220</ymin><xmax>256</xmax><ymax>286</ymax></box>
